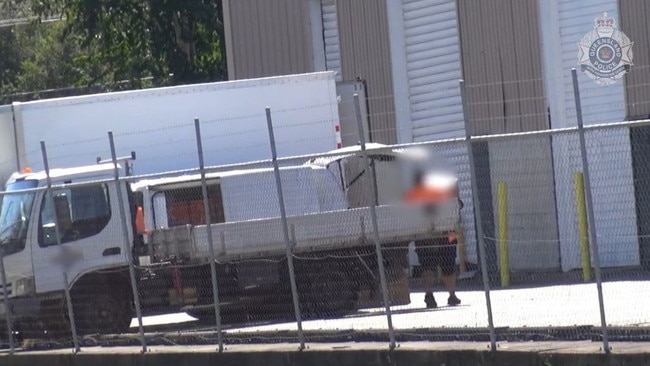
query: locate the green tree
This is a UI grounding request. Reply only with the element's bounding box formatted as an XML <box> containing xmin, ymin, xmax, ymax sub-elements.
<box><xmin>0</xmin><ymin>20</ymin><xmax>103</xmax><ymax>103</ymax></box>
<box><xmin>34</xmin><ymin>0</ymin><xmax>228</xmax><ymax>88</ymax></box>
<box><xmin>0</xmin><ymin>27</ymin><xmax>22</xmax><ymax>95</ymax></box>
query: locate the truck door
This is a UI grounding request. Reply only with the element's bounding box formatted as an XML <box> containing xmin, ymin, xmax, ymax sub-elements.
<box><xmin>31</xmin><ymin>182</ymin><xmax>132</xmax><ymax>294</ymax></box>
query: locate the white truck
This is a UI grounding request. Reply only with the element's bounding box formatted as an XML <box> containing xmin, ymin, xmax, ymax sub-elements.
<box><xmin>0</xmin><ymin>143</ymin><xmax>462</xmax><ymax>339</ymax></box>
<box><xmin>0</xmin><ymin>71</ymin><xmax>369</xmax><ymax>189</ymax></box>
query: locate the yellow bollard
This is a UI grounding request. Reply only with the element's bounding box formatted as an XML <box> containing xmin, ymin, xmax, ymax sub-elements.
<box><xmin>498</xmin><ymin>182</ymin><xmax>510</xmax><ymax>287</ymax></box>
<box><xmin>574</xmin><ymin>172</ymin><xmax>592</xmax><ymax>282</ymax></box>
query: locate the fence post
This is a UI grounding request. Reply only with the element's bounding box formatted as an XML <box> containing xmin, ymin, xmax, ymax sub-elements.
<box><xmin>107</xmin><ymin>132</ymin><xmax>147</xmax><ymax>353</ymax></box>
<box><xmin>571</xmin><ymin>68</ymin><xmax>610</xmax><ymax>353</ymax></box>
<box><xmin>40</xmin><ymin>141</ymin><xmax>81</xmax><ymax>354</ymax></box>
<box><xmin>193</xmin><ymin>118</ymin><xmax>225</xmax><ymax>353</ymax></box>
<box><xmin>0</xmin><ymin>243</ymin><xmax>14</xmax><ymax>354</ymax></box>
<box><xmin>497</xmin><ymin>182</ymin><xmax>509</xmax><ymax>288</ymax></box>
<box><xmin>353</xmin><ymin>93</ymin><xmax>397</xmax><ymax>350</ymax></box>
<box><xmin>265</xmin><ymin>107</ymin><xmax>306</xmax><ymax>351</ymax></box>
<box><xmin>458</xmin><ymin>80</ymin><xmax>497</xmax><ymax>352</ymax></box>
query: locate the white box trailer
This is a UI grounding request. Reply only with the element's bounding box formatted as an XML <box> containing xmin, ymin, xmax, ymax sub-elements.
<box><xmin>0</xmin><ymin>71</ymin><xmax>343</xmax><ymax>187</ymax></box>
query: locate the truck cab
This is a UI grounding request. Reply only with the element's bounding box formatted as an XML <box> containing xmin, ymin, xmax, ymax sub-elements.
<box><xmin>0</xmin><ymin>163</ymin><xmax>139</xmax><ymax>338</ymax></box>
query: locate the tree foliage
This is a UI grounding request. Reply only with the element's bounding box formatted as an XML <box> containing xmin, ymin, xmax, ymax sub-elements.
<box><xmin>0</xmin><ymin>0</ymin><xmax>227</xmax><ymax>102</ymax></box>
<box><xmin>38</xmin><ymin>0</ymin><xmax>228</xmax><ymax>86</ymax></box>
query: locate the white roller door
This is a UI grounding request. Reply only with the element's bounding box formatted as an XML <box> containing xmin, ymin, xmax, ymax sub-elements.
<box><xmin>403</xmin><ymin>0</ymin><xmax>464</xmax><ymax>142</ymax></box>
<box><xmin>321</xmin><ymin>0</ymin><xmax>342</xmax><ymax>81</ymax></box>
<box><xmin>540</xmin><ymin>0</ymin><xmax>639</xmax><ymax>270</ymax></box>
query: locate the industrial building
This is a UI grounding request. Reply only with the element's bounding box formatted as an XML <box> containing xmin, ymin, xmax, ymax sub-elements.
<box><xmin>221</xmin><ymin>0</ymin><xmax>650</xmax><ymax>273</ymax></box>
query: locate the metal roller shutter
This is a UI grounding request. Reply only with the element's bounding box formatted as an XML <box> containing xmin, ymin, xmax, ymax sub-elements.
<box><xmin>321</xmin><ymin>0</ymin><xmax>342</xmax><ymax>81</ymax></box>
<box><xmin>403</xmin><ymin>0</ymin><xmax>464</xmax><ymax>142</ymax></box>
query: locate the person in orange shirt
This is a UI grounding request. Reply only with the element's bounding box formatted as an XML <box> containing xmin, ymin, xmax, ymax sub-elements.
<box><xmin>404</xmin><ymin>170</ymin><xmax>461</xmax><ymax>309</ymax></box>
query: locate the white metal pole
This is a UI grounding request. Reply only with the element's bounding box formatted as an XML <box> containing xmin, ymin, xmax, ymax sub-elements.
<box><xmin>107</xmin><ymin>132</ymin><xmax>147</xmax><ymax>353</ymax></box>
<box><xmin>193</xmin><ymin>118</ymin><xmax>225</xmax><ymax>353</ymax></box>
<box><xmin>353</xmin><ymin>93</ymin><xmax>397</xmax><ymax>350</ymax></box>
<box><xmin>265</xmin><ymin>107</ymin><xmax>306</xmax><ymax>351</ymax></box>
<box><xmin>458</xmin><ymin>80</ymin><xmax>497</xmax><ymax>351</ymax></box>
<box><xmin>571</xmin><ymin>68</ymin><xmax>610</xmax><ymax>353</ymax></box>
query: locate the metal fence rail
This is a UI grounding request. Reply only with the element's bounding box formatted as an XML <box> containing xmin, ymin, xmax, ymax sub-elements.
<box><xmin>0</xmin><ymin>70</ymin><xmax>650</xmax><ymax>355</ymax></box>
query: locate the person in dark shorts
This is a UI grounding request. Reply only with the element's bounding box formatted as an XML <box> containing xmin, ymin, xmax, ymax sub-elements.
<box><xmin>404</xmin><ymin>170</ymin><xmax>461</xmax><ymax>309</ymax></box>
<box><xmin>413</xmin><ymin>236</ymin><xmax>461</xmax><ymax>308</ymax></box>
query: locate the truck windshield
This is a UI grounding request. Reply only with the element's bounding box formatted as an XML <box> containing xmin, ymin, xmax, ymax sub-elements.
<box><xmin>0</xmin><ymin>180</ymin><xmax>38</xmax><ymax>255</ymax></box>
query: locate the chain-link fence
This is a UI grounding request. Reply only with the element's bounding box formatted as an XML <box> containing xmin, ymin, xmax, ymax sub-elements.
<box><xmin>1</xmin><ymin>70</ymin><xmax>650</xmax><ymax>355</ymax></box>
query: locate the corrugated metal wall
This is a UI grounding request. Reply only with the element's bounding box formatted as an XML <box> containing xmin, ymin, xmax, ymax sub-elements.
<box><xmin>224</xmin><ymin>0</ymin><xmax>314</xmax><ymax>80</ymax></box>
<box><xmin>620</xmin><ymin>0</ymin><xmax>650</xmax><ymax>118</ymax></box>
<box><xmin>457</xmin><ymin>0</ymin><xmax>559</xmax><ymax>271</ymax></box>
<box><xmin>457</xmin><ymin>0</ymin><xmax>547</xmax><ymax>135</ymax></box>
<box><xmin>335</xmin><ymin>0</ymin><xmax>397</xmax><ymax>144</ymax></box>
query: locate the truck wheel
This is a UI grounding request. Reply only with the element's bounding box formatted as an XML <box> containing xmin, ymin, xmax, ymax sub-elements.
<box><xmin>306</xmin><ymin>269</ymin><xmax>357</xmax><ymax>317</ymax></box>
<box><xmin>73</xmin><ymin>288</ymin><xmax>133</xmax><ymax>335</ymax></box>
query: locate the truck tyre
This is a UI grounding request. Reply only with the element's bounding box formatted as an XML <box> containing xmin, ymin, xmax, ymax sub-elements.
<box><xmin>72</xmin><ymin>282</ymin><xmax>133</xmax><ymax>335</ymax></box>
<box><xmin>305</xmin><ymin>269</ymin><xmax>357</xmax><ymax>317</ymax></box>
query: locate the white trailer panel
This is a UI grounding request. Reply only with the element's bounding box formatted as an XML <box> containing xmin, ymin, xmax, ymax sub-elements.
<box><xmin>11</xmin><ymin>72</ymin><xmax>340</xmax><ymax>176</ymax></box>
<box><xmin>150</xmin><ymin>201</ymin><xmax>461</xmax><ymax>262</ymax></box>
<box><xmin>0</xmin><ymin>105</ymin><xmax>17</xmax><ymax>187</ymax></box>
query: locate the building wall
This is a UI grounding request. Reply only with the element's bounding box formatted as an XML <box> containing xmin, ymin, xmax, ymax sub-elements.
<box><xmin>457</xmin><ymin>0</ymin><xmax>548</xmax><ymax>135</ymax></box>
<box><xmin>619</xmin><ymin>0</ymin><xmax>650</xmax><ymax>267</ymax></box>
<box><xmin>455</xmin><ymin>0</ymin><xmax>560</xmax><ymax>271</ymax></box>
<box><xmin>620</xmin><ymin>0</ymin><xmax>650</xmax><ymax>119</ymax></box>
<box><xmin>223</xmin><ymin>0</ymin><xmax>314</xmax><ymax>80</ymax></box>
<box><xmin>222</xmin><ymin>0</ymin><xmax>646</xmax><ymax>271</ymax></box>
<box><xmin>540</xmin><ymin>0</ymin><xmax>639</xmax><ymax>271</ymax></box>
<box><xmin>335</xmin><ymin>0</ymin><xmax>397</xmax><ymax>144</ymax></box>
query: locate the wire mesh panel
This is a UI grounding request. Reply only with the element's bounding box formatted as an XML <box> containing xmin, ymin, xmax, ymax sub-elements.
<box><xmin>0</xmin><ymin>186</ymin><xmax>82</xmax><ymax>350</ymax></box>
<box><xmin>585</xmin><ymin>125</ymin><xmax>650</xmax><ymax>332</ymax></box>
<box><xmin>380</xmin><ymin>138</ymin><xmax>490</xmax><ymax>341</ymax></box>
<box><xmin>479</xmin><ymin>130</ymin><xmax>605</xmax><ymax>339</ymax></box>
<box><xmin>5</xmin><ymin>92</ymin><xmax>650</xmax><ymax>353</ymax></box>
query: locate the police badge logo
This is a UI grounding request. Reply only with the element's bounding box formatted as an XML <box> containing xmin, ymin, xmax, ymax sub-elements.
<box><xmin>578</xmin><ymin>12</ymin><xmax>633</xmax><ymax>86</ymax></box>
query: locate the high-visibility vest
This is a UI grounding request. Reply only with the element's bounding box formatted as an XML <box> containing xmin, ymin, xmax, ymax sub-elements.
<box><xmin>403</xmin><ymin>184</ymin><xmax>453</xmax><ymax>204</ymax></box>
<box><xmin>403</xmin><ymin>184</ymin><xmax>457</xmax><ymax>244</ymax></box>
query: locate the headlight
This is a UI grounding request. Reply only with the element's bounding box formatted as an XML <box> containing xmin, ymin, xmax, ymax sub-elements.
<box><xmin>13</xmin><ymin>277</ymin><xmax>35</xmax><ymax>297</ymax></box>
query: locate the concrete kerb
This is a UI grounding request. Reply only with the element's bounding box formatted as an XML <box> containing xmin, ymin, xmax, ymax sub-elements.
<box><xmin>2</xmin><ymin>342</ymin><xmax>650</xmax><ymax>366</ymax></box>
<box><xmin>4</xmin><ymin>325</ymin><xmax>650</xmax><ymax>352</ymax></box>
